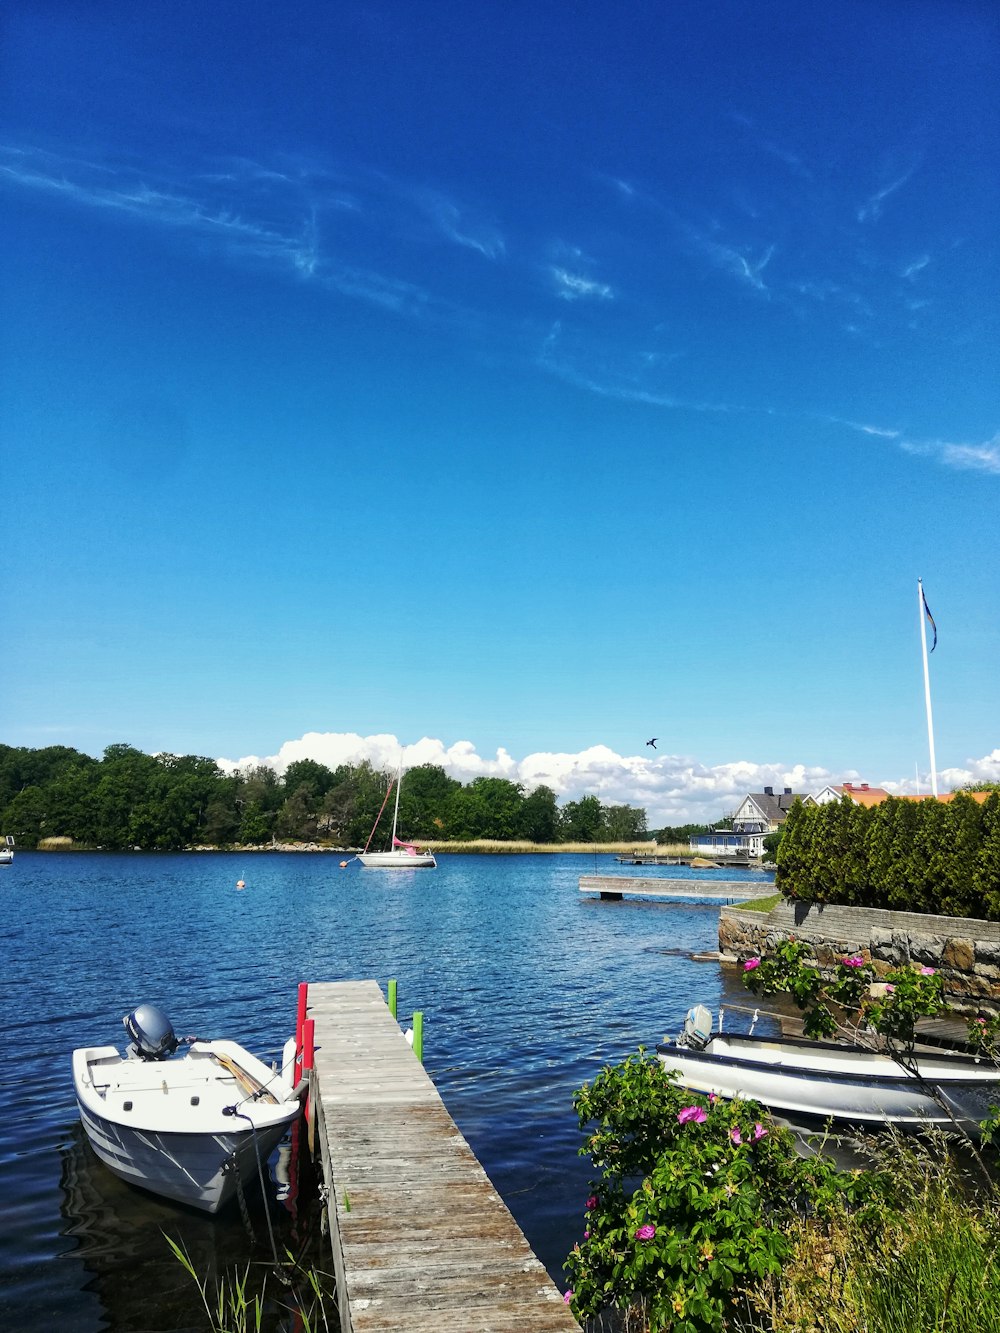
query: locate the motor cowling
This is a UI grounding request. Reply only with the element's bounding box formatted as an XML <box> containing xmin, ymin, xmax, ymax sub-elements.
<box><xmin>123</xmin><ymin>1003</ymin><xmax>178</xmax><ymax>1060</ymax></box>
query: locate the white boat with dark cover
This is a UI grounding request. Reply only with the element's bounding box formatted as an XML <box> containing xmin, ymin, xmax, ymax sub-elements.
<box><xmin>74</xmin><ymin>1004</ymin><xmax>301</xmax><ymax>1213</ymax></box>
<box><xmin>658</xmin><ymin>1005</ymin><xmax>1000</xmax><ymax>1136</ymax></box>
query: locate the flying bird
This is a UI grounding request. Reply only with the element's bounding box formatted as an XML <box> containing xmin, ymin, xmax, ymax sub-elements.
<box><xmin>646</xmin><ymin>738</ymin><xmax>657</xmax><ymax>749</ymax></box>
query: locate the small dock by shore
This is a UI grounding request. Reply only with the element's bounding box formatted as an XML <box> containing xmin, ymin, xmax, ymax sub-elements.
<box><xmin>304</xmin><ymin>980</ymin><xmax>579</xmax><ymax>1332</ymax></box>
<box><xmin>580</xmin><ymin>874</ymin><xmax>776</xmax><ymax>903</ymax></box>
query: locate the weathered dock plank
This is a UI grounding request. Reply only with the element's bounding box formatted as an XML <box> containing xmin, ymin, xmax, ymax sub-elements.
<box><xmin>580</xmin><ymin>874</ymin><xmax>776</xmax><ymax>902</ymax></box>
<box><xmin>308</xmin><ymin>980</ymin><xmax>579</xmax><ymax>1332</ymax></box>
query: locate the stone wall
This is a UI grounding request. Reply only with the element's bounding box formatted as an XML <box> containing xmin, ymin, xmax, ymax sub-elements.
<box><xmin>719</xmin><ymin>900</ymin><xmax>1000</xmax><ymax>1011</ymax></box>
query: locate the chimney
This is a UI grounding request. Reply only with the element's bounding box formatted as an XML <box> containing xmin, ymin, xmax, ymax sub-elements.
<box><xmin>784</xmin><ymin>787</ymin><xmax>791</xmax><ymax>795</ymax></box>
<box><xmin>763</xmin><ymin>786</ymin><xmax>773</xmax><ymax>797</ymax></box>
<box><xmin>843</xmin><ymin>782</ymin><xmax>854</xmax><ymax>791</ymax></box>
<box><xmin>861</xmin><ymin>783</ymin><xmax>869</xmax><ymax>791</ymax></box>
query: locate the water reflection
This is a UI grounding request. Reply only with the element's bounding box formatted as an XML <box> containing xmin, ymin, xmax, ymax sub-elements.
<box><xmin>58</xmin><ymin>1121</ymin><xmax>330</xmax><ymax>1332</ymax></box>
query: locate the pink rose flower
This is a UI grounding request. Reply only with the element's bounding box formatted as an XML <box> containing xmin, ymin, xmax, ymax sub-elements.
<box><xmin>753</xmin><ymin>1122</ymin><xmax>767</xmax><ymax>1141</ymax></box>
<box><xmin>563</xmin><ymin>1290</ymin><xmax>573</xmax><ymax>1304</ymax></box>
<box><xmin>678</xmin><ymin>1106</ymin><xmax>707</xmax><ymax>1124</ymax></box>
<box><xmin>635</xmin><ymin>1224</ymin><xmax>657</xmax><ymax>1241</ymax></box>
<box><xmin>920</xmin><ymin>966</ymin><xmax>936</xmax><ymax>976</ymax></box>
<box><xmin>730</xmin><ymin>1126</ymin><xmax>742</xmax><ymax>1145</ymax></box>
<box><xmin>743</xmin><ymin>957</ymin><xmax>761</xmax><ymax>972</ymax></box>
<box><xmin>885</xmin><ymin>984</ymin><xmax>895</xmax><ymax>993</ymax></box>
<box><xmin>841</xmin><ymin>955</ymin><xmax>865</xmax><ymax>968</ymax></box>
<box><xmin>586</xmin><ymin>1195</ymin><xmax>598</xmax><ymax>1210</ymax></box>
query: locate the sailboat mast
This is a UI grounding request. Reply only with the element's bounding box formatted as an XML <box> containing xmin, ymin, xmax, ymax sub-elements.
<box><xmin>390</xmin><ymin>758</ymin><xmax>403</xmax><ymax>844</ymax></box>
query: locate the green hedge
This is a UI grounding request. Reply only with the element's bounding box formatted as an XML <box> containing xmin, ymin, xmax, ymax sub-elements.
<box><xmin>775</xmin><ymin>792</ymin><xmax>1000</xmax><ymax>920</ymax></box>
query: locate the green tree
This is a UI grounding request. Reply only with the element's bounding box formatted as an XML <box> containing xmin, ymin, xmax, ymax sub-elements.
<box><xmin>2</xmin><ymin>784</ymin><xmax>48</xmax><ymax>845</ymax></box>
<box><xmin>560</xmin><ymin>794</ymin><xmax>604</xmax><ymax>842</ymax></box>
<box><xmin>517</xmin><ymin>785</ymin><xmax>560</xmax><ymax>843</ymax></box>
<box><xmin>283</xmin><ymin>759</ymin><xmax>337</xmax><ymax>801</ymax></box>
<box><xmin>397</xmin><ymin>764</ymin><xmax>461</xmax><ymax>839</ymax></box>
<box><xmin>973</xmin><ymin>792</ymin><xmax>1000</xmax><ymax>919</ymax></box>
<box><xmin>276</xmin><ymin>784</ymin><xmax>319</xmax><ymax>840</ymax></box>
<box><xmin>603</xmin><ymin>803</ymin><xmax>648</xmax><ymax>841</ymax></box>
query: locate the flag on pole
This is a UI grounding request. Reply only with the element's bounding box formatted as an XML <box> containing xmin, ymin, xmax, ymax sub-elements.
<box><xmin>921</xmin><ymin>585</ymin><xmax>937</xmax><ymax>652</ymax></box>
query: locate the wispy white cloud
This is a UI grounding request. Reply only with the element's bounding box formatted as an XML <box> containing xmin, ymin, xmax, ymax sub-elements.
<box><xmin>536</xmin><ymin>328</ymin><xmax>731</xmax><ymax>414</ymax></box>
<box><xmin>680</xmin><ymin>221</ymin><xmax>775</xmax><ymax>293</ymax></box>
<box><xmin>216</xmin><ymin>730</ymin><xmax>1000</xmax><ymax>825</ymax></box>
<box><xmin>857</xmin><ymin>163</ymin><xmax>918</xmax><ymax>223</ymax></box>
<box><xmin>902</xmin><ymin>254</ymin><xmax>930</xmax><ymax>280</ymax></box>
<box><xmin>551</xmin><ymin>267</ymin><xmax>613</xmax><ymax>301</ymax></box>
<box><xmin>900</xmin><ymin>432</ymin><xmax>1000</xmax><ymax>474</ymax></box>
<box><xmin>413</xmin><ymin>187</ymin><xmax>505</xmax><ymax>259</ymax></box>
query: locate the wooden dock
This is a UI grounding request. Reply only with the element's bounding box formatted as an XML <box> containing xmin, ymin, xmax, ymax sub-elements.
<box><xmin>580</xmin><ymin>874</ymin><xmax>777</xmax><ymax>902</ymax></box>
<box><xmin>306</xmin><ymin>980</ymin><xmax>580</xmax><ymax>1332</ymax></box>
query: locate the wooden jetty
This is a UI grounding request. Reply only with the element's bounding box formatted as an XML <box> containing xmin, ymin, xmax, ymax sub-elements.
<box><xmin>580</xmin><ymin>874</ymin><xmax>777</xmax><ymax>903</ymax></box>
<box><xmin>305</xmin><ymin>980</ymin><xmax>579</xmax><ymax>1332</ymax></box>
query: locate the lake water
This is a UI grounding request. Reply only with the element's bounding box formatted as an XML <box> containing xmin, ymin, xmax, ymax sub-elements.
<box><xmin>0</xmin><ymin>852</ymin><xmax>773</xmax><ymax>1330</ymax></box>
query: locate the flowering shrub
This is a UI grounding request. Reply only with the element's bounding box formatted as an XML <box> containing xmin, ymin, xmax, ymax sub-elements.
<box><xmin>564</xmin><ymin>1049</ymin><xmax>878</xmax><ymax>1332</ymax></box>
<box><xmin>739</xmin><ymin>938</ymin><xmax>948</xmax><ymax>1045</ymax></box>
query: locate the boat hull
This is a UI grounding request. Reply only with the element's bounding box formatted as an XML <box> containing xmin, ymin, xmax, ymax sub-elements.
<box><xmin>657</xmin><ymin>1033</ymin><xmax>1000</xmax><ymax>1133</ymax></box>
<box><xmin>357</xmin><ymin>851</ymin><xmax>436</xmax><ymax>868</ymax></box>
<box><xmin>74</xmin><ymin>1041</ymin><xmax>300</xmax><ymax>1213</ymax></box>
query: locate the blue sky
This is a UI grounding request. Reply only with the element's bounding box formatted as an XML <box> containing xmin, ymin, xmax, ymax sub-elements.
<box><xmin>3</xmin><ymin>2</ymin><xmax>998</xmax><ymax>822</ymax></box>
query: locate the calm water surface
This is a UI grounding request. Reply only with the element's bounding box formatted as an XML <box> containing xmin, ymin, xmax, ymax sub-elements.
<box><xmin>0</xmin><ymin>852</ymin><xmax>772</xmax><ymax>1330</ymax></box>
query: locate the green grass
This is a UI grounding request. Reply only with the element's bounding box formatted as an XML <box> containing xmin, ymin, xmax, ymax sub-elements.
<box><xmin>740</xmin><ymin>1132</ymin><xmax>1000</xmax><ymax>1333</ymax></box>
<box><xmin>729</xmin><ymin>892</ymin><xmax>781</xmax><ymax>913</ymax></box>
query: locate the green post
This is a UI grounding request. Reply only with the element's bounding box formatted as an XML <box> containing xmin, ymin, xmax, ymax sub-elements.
<box><xmin>412</xmin><ymin>1010</ymin><xmax>423</xmax><ymax>1063</ymax></box>
<box><xmin>388</xmin><ymin>978</ymin><xmax>397</xmax><ymax>1019</ymax></box>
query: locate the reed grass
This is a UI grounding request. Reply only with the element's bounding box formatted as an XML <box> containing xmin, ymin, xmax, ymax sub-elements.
<box><xmin>740</xmin><ymin>1131</ymin><xmax>1000</xmax><ymax>1333</ymax></box>
<box><xmin>421</xmin><ymin>839</ymin><xmax>693</xmax><ymax>856</ymax></box>
<box><xmin>165</xmin><ymin>1235</ymin><xmax>334</xmax><ymax>1333</ymax></box>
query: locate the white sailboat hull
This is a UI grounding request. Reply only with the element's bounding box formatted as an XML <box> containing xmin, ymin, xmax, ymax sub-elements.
<box><xmin>73</xmin><ymin>1039</ymin><xmax>300</xmax><ymax>1213</ymax></box>
<box><xmin>657</xmin><ymin>1032</ymin><xmax>1000</xmax><ymax>1134</ymax></box>
<box><xmin>358</xmin><ymin>850</ymin><xmax>436</xmax><ymax>868</ymax></box>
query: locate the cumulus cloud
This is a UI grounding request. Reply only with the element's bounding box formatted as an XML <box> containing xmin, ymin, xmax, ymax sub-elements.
<box><xmin>214</xmin><ymin>731</ymin><xmax>989</xmax><ymax>825</ymax></box>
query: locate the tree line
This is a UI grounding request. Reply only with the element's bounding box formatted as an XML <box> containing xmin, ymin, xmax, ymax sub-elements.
<box><xmin>0</xmin><ymin>743</ymin><xmax>652</xmax><ymax>851</ymax></box>
<box><xmin>776</xmin><ymin>791</ymin><xmax>1000</xmax><ymax>920</ymax></box>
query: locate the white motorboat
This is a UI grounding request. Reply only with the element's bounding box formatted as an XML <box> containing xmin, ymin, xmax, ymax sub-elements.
<box><xmin>0</xmin><ymin>836</ymin><xmax>13</xmax><ymax>865</ymax></box>
<box><xmin>658</xmin><ymin>1005</ymin><xmax>1000</xmax><ymax>1136</ymax></box>
<box><xmin>356</xmin><ymin>760</ymin><xmax>436</xmax><ymax>869</ymax></box>
<box><xmin>74</xmin><ymin>1004</ymin><xmax>301</xmax><ymax>1213</ymax></box>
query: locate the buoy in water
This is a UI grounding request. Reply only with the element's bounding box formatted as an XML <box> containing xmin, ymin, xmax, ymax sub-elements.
<box><xmin>236</xmin><ymin>879</ymin><xmax>246</xmax><ymax>890</ymax></box>
<box><xmin>339</xmin><ymin>861</ymin><xmax>348</xmax><ymax>869</ymax></box>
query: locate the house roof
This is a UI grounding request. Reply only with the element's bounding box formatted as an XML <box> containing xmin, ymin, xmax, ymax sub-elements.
<box><xmin>743</xmin><ymin>791</ymin><xmax>805</xmax><ymax>821</ymax></box>
<box><xmin>834</xmin><ymin>782</ymin><xmax>892</xmax><ymax>807</ymax></box>
<box><xmin>830</xmin><ymin>783</ymin><xmax>990</xmax><ymax>807</ymax></box>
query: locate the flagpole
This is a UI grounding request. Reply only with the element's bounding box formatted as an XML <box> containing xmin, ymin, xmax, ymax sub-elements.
<box><xmin>917</xmin><ymin>577</ymin><xmax>938</xmax><ymax>797</ymax></box>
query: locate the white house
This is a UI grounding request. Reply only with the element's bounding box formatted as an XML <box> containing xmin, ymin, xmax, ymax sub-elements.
<box><xmin>690</xmin><ymin>786</ymin><xmax>805</xmax><ymax>859</ymax></box>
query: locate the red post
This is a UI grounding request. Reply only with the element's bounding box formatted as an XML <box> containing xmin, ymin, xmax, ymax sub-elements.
<box><xmin>302</xmin><ymin>1017</ymin><xmax>316</xmax><ymax>1131</ymax></box>
<box><xmin>295</xmin><ymin>982</ymin><xmax>309</xmax><ymax>1083</ymax></box>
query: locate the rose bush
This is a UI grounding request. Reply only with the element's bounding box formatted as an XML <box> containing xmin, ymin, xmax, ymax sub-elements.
<box><xmin>564</xmin><ymin>1049</ymin><xmax>881</xmax><ymax>1332</ymax></box>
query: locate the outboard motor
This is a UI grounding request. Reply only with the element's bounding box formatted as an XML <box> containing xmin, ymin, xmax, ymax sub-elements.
<box><xmin>123</xmin><ymin>1003</ymin><xmax>179</xmax><ymax>1061</ymax></box>
<box><xmin>681</xmin><ymin>1004</ymin><xmax>714</xmax><ymax>1050</ymax></box>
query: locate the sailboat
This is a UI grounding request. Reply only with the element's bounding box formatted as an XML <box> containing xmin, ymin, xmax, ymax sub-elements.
<box><xmin>357</xmin><ymin>762</ymin><xmax>436</xmax><ymax>869</ymax></box>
